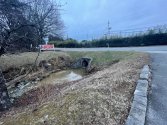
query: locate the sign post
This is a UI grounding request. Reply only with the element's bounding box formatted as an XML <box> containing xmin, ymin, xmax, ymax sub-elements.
<box><xmin>43</xmin><ymin>37</ymin><xmax>49</xmax><ymax>45</ymax></box>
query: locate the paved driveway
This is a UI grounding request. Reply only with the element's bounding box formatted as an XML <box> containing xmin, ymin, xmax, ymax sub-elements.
<box><xmin>145</xmin><ymin>53</ymin><xmax>167</xmax><ymax>125</ymax></box>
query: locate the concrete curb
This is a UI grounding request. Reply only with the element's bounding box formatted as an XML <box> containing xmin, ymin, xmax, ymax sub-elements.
<box><xmin>125</xmin><ymin>65</ymin><xmax>151</xmax><ymax>125</ymax></box>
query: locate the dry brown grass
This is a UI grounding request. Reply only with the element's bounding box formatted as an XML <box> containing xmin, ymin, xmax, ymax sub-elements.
<box><xmin>0</xmin><ymin>51</ymin><xmax>69</xmax><ymax>71</ymax></box>
<box><xmin>0</xmin><ymin>52</ymin><xmax>149</xmax><ymax>125</ymax></box>
<box><xmin>13</xmin><ymin>84</ymin><xmax>59</xmax><ymax>107</ymax></box>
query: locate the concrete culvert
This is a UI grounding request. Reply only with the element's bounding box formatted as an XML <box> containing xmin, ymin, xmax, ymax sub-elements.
<box><xmin>71</xmin><ymin>57</ymin><xmax>92</xmax><ymax>69</ymax></box>
<box><xmin>82</xmin><ymin>60</ymin><xmax>89</xmax><ymax>68</ymax></box>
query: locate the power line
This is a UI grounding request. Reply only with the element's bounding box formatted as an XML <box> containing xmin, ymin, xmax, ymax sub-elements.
<box><xmin>110</xmin><ymin>24</ymin><xmax>167</xmax><ymax>33</ymax></box>
<box><xmin>71</xmin><ymin>24</ymin><xmax>167</xmax><ymax>40</ymax></box>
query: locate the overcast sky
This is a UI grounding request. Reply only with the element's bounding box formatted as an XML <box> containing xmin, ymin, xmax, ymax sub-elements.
<box><xmin>60</xmin><ymin>0</ymin><xmax>167</xmax><ymax>40</ymax></box>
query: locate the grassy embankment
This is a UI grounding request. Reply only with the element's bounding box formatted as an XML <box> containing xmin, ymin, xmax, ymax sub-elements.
<box><xmin>0</xmin><ymin>51</ymin><xmax>69</xmax><ymax>71</ymax></box>
<box><xmin>0</xmin><ymin>51</ymin><xmax>149</xmax><ymax>125</ymax></box>
<box><xmin>67</xmin><ymin>51</ymin><xmax>139</xmax><ymax>66</ymax></box>
<box><xmin>0</xmin><ymin>51</ymin><xmax>141</xmax><ymax>71</ymax></box>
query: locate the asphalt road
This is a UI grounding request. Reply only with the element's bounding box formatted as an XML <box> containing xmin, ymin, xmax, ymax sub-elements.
<box><xmin>145</xmin><ymin>53</ymin><xmax>167</xmax><ymax>125</ymax></box>
<box><xmin>55</xmin><ymin>45</ymin><xmax>167</xmax><ymax>53</ymax></box>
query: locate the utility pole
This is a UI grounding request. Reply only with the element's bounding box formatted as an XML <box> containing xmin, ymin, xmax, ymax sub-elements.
<box><xmin>66</xmin><ymin>34</ymin><xmax>68</xmax><ymax>40</ymax></box>
<box><xmin>104</xmin><ymin>21</ymin><xmax>112</xmax><ymax>39</ymax></box>
<box><xmin>108</xmin><ymin>21</ymin><xmax>111</xmax><ymax>37</ymax></box>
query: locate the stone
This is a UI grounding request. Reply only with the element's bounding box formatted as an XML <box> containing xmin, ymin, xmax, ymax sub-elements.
<box><xmin>135</xmin><ymin>80</ymin><xmax>148</xmax><ymax>95</ymax></box>
<box><xmin>133</xmin><ymin>95</ymin><xmax>147</xmax><ymax>106</ymax></box>
<box><xmin>140</xmin><ymin>65</ymin><xmax>150</xmax><ymax>80</ymax></box>
<box><xmin>131</xmin><ymin>100</ymin><xmax>146</xmax><ymax>112</ymax></box>
<box><xmin>129</xmin><ymin>107</ymin><xmax>146</xmax><ymax>124</ymax></box>
<box><xmin>134</xmin><ymin>89</ymin><xmax>147</xmax><ymax>97</ymax></box>
<box><xmin>137</xmin><ymin>80</ymin><xmax>148</xmax><ymax>84</ymax></box>
<box><xmin>140</xmin><ymin>73</ymin><xmax>149</xmax><ymax>80</ymax></box>
<box><xmin>141</xmin><ymin>65</ymin><xmax>149</xmax><ymax>73</ymax></box>
<box><xmin>125</xmin><ymin>115</ymin><xmax>143</xmax><ymax>125</ymax></box>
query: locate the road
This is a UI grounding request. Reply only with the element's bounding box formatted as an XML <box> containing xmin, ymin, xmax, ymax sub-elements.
<box><xmin>145</xmin><ymin>53</ymin><xmax>167</xmax><ymax>125</ymax></box>
<box><xmin>55</xmin><ymin>45</ymin><xmax>167</xmax><ymax>53</ymax></box>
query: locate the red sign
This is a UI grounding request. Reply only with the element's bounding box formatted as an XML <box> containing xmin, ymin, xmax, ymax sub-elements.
<box><xmin>40</xmin><ymin>44</ymin><xmax>54</xmax><ymax>50</ymax></box>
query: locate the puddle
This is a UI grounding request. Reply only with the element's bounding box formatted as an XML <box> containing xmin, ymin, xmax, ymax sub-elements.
<box><xmin>9</xmin><ymin>69</ymin><xmax>87</xmax><ymax>98</ymax></box>
<box><xmin>40</xmin><ymin>69</ymin><xmax>86</xmax><ymax>85</ymax></box>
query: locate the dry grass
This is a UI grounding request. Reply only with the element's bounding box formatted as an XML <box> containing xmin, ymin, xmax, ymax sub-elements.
<box><xmin>0</xmin><ymin>51</ymin><xmax>69</xmax><ymax>71</ymax></box>
<box><xmin>67</xmin><ymin>51</ymin><xmax>137</xmax><ymax>66</ymax></box>
<box><xmin>0</xmin><ymin>52</ymin><xmax>149</xmax><ymax>125</ymax></box>
<box><xmin>13</xmin><ymin>84</ymin><xmax>59</xmax><ymax>107</ymax></box>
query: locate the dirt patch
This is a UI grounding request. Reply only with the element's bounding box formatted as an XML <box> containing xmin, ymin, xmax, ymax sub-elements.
<box><xmin>0</xmin><ymin>53</ymin><xmax>149</xmax><ymax>125</ymax></box>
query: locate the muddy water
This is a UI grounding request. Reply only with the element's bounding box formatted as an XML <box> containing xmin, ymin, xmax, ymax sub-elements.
<box><xmin>40</xmin><ymin>69</ymin><xmax>86</xmax><ymax>85</ymax></box>
<box><xmin>9</xmin><ymin>69</ymin><xmax>86</xmax><ymax>98</ymax></box>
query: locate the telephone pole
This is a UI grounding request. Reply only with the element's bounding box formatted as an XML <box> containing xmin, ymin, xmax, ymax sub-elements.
<box><xmin>104</xmin><ymin>21</ymin><xmax>112</xmax><ymax>39</ymax></box>
<box><xmin>108</xmin><ymin>21</ymin><xmax>111</xmax><ymax>37</ymax></box>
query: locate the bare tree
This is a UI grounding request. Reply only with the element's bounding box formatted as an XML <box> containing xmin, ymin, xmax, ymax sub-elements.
<box><xmin>27</xmin><ymin>0</ymin><xmax>64</xmax><ymax>43</ymax></box>
<box><xmin>0</xmin><ymin>0</ymin><xmax>64</xmax><ymax>53</ymax></box>
<box><xmin>0</xmin><ymin>0</ymin><xmax>36</xmax><ymax>54</ymax></box>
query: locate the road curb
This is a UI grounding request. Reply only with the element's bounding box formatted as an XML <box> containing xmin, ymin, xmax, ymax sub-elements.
<box><xmin>125</xmin><ymin>65</ymin><xmax>151</xmax><ymax>125</ymax></box>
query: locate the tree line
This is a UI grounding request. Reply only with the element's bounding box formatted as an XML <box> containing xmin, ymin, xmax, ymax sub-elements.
<box><xmin>49</xmin><ymin>28</ymin><xmax>167</xmax><ymax>48</ymax></box>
